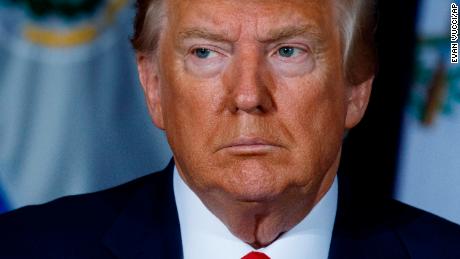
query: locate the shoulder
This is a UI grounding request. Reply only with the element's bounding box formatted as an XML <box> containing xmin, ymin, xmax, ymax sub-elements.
<box><xmin>387</xmin><ymin>200</ymin><xmax>460</xmax><ymax>257</ymax></box>
<box><xmin>332</xmin><ymin>197</ymin><xmax>460</xmax><ymax>258</ymax></box>
<box><xmin>0</xmin><ymin>164</ymin><xmax>172</xmax><ymax>257</ymax></box>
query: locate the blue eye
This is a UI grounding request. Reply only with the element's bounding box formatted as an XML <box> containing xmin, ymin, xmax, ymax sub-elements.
<box><xmin>278</xmin><ymin>47</ymin><xmax>296</xmax><ymax>57</ymax></box>
<box><xmin>194</xmin><ymin>48</ymin><xmax>212</xmax><ymax>59</ymax></box>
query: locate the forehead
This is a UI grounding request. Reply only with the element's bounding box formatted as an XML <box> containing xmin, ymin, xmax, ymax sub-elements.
<box><xmin>165</xmin><ymin>0</ymin><xmax>337</xmax><ymax>40</ymax></box>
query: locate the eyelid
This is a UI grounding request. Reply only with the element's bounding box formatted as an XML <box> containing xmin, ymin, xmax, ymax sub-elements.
<box><xmin>187</xmin><ymin>44</ymin><xmax>231</xmax><ymax>57</ymax></box>
<box><xmin>267</xmin><ymin>35</ymin><xmax>313</xmax><ymax>50</ymax></box>
<box><xmin>270</xmin><ymin>44</ymin><xmax>309</xmax><ymax>57</ymax></box>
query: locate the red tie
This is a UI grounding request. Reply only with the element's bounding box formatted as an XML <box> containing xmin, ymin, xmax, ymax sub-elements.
<box><xmin>241</xmin><ymin>251</ymin><xmax>270</xmax><ymax>259</ymax></box>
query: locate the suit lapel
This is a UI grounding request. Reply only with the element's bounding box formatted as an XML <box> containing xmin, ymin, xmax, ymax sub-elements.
<box><xmin>103</xmin><ymin>160</ymin><xmax>183</xmax><ymax>259</ymax></box>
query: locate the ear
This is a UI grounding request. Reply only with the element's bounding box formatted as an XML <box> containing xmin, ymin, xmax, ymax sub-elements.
<box><xmin>344</xmin><ymin>76</ymin><xmax>374</xmax><ymax>129</ymax></box>
<box><xmin>137</xmin><ymin>53</ymin><xmax>165</xmax><ymax>130</ymax></box>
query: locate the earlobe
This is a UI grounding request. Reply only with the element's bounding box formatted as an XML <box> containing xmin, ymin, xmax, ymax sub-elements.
<box><xmin>344</xmin><ymin>76</ymin><xmax>374</xmax><ymax>129</ymax></box>
<box><xmin>137</xmin><ymin>53</ymin><xmax>165</xmax><ymax>130</ymax></box>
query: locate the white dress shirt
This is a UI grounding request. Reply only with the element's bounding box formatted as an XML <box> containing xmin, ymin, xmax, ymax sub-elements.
<box><xmin>173</xmin><ymin>166</ymin><xmax>338</xmax><ymax>259</ymax></box>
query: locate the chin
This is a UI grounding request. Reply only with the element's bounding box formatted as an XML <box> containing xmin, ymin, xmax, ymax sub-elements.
<box><xmin>206</xmin><ymin>157</ymin><xmax>310</xmax><ymax>202</ymax></box>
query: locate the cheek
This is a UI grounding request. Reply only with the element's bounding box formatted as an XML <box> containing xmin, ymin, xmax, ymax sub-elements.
<box><xmin>160</xmin><ymin>62</ymin><xmax>223</xmax><ymax>150</ymax></box>
<box><xmin>277</xmin><ymin>73</ymin><xmax>346</xmax><ymax>167</ymax></box>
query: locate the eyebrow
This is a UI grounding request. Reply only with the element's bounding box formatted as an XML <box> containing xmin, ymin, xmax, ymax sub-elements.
<box><xmin>176</xmin><ymin>24</ymin><xmax>325</xmax><ymax>46</ymax></box>
<box><xmin>177</xmin><ymin>28</ymin><xmax>235</xmax><ymax>43</ymax></box>
<box><xmin>259</xmin><ymin>24</ymin><xmax>324</xmax><ymax>43</ymax></box>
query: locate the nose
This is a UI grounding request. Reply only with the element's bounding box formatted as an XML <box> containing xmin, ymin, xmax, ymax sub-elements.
<box><xmin>225</xmin><ymin>48</ymin><xmax>275</xmax><ymax>114</ymax></box>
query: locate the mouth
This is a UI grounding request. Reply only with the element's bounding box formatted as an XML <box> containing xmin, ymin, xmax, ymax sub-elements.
<box><xmin>219</xmin><ymin>137</ymin><xmax>283</xmax><ymax>155</ymax></box>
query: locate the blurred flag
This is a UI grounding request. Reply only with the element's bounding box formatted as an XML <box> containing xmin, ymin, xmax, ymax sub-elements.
<box><xmin>0</xmin><ymin>0</ymin><xmax>171</xmax><ymax>213</ymax></box>
<box><xmin>396</xmin><ymin>0</ymin><xmax>460</xmax><ymax>224</ymax></box>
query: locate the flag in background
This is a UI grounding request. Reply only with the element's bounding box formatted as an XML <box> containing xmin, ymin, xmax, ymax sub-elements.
<box><xmin>0</xmin><ymin>0</ymin><xmax>171</xmax><ymax>213</ymax></box>
<box><xmin>396</xmin><ymin>0</ymin><xmax>460</xmax><ymax>224</ymax></box>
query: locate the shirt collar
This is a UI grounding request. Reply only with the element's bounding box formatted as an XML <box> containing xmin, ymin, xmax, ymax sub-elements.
<box><xmin>174</xmin><ymin>166</ymin><xmax>338</xmax><ymax>259</ymax></box>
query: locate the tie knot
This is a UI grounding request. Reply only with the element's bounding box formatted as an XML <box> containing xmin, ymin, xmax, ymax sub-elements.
<box><xmin>241</xmin><ymin>251</ymin><xmax>270</xmax><ymax>259</ymax></box>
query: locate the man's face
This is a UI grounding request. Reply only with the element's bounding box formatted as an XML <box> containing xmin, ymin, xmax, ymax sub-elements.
<box><xmin>140</xmin><ymin>0</ymin><xmax>371</xmax><ymax>202</ymax></box>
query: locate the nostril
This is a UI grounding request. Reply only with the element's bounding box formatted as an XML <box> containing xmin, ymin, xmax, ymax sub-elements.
<box><xmin>234</xmin><ymin>92</ymin><xmax>263</xmax><ymax>112</ymax></box>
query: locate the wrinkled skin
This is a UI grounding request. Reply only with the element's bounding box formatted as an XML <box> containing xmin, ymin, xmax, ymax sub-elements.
<box><xmin>137</xmin><ymin>0</ymin><xmax>373</xmax><ymax>248</ymax></box>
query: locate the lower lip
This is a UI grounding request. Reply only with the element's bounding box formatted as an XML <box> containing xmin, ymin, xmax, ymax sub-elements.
<box><xmin>223</xmin><ymin>144</ymin><xmax>279</xmax><ymax>155</ymax></box>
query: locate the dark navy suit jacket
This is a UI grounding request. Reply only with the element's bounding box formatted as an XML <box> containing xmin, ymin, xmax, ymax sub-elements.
<box><xmin>1</xmin><ymin>160</ymin><xmax>460</xmax><ymax>258</ymax></box>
